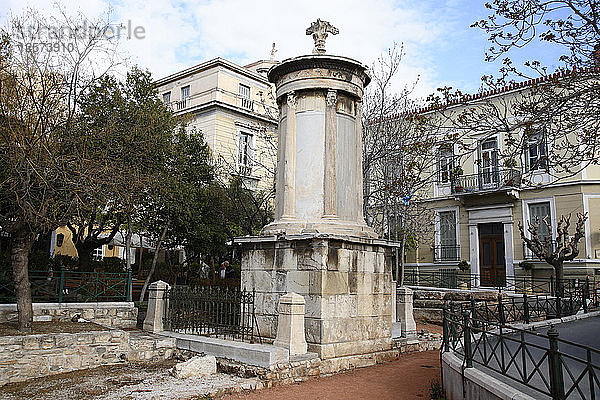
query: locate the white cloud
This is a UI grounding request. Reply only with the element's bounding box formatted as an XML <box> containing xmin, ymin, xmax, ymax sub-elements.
<box><xmin>1</xmin><ymin>0</ymin><xmax>463</xmax><ymax>99</ymax></box>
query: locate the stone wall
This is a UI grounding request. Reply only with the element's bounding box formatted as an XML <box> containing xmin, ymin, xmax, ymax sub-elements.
<box><xmin>0</xmin><ymin>302</ymin><xmax>137</xmax><ymax>328</ymax></box>
<box><xmin>0</xmin><ymin>329</ymin><xmax>129</xmax><ymax>386</ymax></box>
<box><xmin>241</xmin><ymin>234</ymin><xmax>395</xmax><ymax>360</ymax></box>
<box><xmin>0</xmin><ymin>328</ymin><xmax>175</xmax><ymax>386</ymax></box>
<box><xmin>412</xmin><ymin>288</ymin><xmax>502</xmax><ymax>324</ymax></box>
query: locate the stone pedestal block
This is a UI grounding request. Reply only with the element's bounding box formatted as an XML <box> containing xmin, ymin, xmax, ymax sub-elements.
<box><xmin>239</xmin><ymin>234</ymin><xmax>396</xmax><ymax>360</ymax></box>
<box><xmin>143</xmin><ymin>281</ymin><xmax>170</xmax><ymax>333</ymax></box>
<box><xmin>396</xmin><ymin>286</ymin><xmax>417</xmax><ymax>338</ymax></box>
<box><xmin>274</xmin><ymin>292</ymin><xmax>307</xmax><ymax>356</ymax></box>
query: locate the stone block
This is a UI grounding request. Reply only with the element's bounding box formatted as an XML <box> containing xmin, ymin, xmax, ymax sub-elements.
<box><xmin>143</xmin><ymin>280</ymin><xmax>170</xmax><ymax>333</ymax></box>
<box><xmin>171</xmin><ymin>355</ymin><xmax>217</xmax><ymax>378</ymax></box>
<box><xmin>396</xmin><ymin>286</ymin><xmax>417</xmax><ymax>338</ymax></box>
<box><xmin>274</xmin><ymin>293</ymin><xmax>308</xmax><ymax>356</ymax></box>
<box><xmin>22</xmin><ymin>336</ymin><xmax>40</xmax><ymax>350</ymax></box>
<box><xmin>322</xmin><ymin>271</ymin><xmax>348</xmax><ymax>295</ymax></box>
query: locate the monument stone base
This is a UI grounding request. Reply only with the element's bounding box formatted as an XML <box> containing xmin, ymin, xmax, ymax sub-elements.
<box><xmin>238</xmin><ymin>233</ymin><xmax>396</xmax><ymax>360</ymax></box>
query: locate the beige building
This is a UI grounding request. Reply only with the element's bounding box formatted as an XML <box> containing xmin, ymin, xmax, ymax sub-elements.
<box><xmin>154</xmin><ymin>57</ymin><xmax>279</xmax><ymax>193</ymax></box>
<box><xmin>406</xmin><ymin>74</ymin><xmax>600</xmax><ymax>286</ymax></box>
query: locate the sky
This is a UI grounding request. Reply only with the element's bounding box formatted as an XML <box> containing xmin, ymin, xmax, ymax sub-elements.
<box><xmin>0</xmin><ymin>0</ymin><xmax>566</xmax><ymax>99</ymax></box>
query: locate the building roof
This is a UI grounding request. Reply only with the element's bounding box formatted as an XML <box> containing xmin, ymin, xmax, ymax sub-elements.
<box><xmin>154</xmin><ymin>57</ymin><xmax>271</xmax><ymax>87</ymax></box>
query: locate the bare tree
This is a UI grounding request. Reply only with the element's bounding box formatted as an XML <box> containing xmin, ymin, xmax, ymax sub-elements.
<box><xmin>0</xmin><ymin>8</ymin><xmax>120</xmax><ymax>331</ymax></box>
<box><xmin>362</xmin><ymin>44</ymin><xmax>445</xmax><ymax>284</ymax></box>
<box><xmin>518</xmin><ymin>213</ymin><xmax>587</xmax><ymax>296</ymax></box>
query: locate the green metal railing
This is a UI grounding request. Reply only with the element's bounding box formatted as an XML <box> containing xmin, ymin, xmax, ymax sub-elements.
<box><xmin>0</xmin><ymin>267</ymin><xmax>132</xmax><ymax>303</ymax></box>
<box><xmin>442</xmin><ymin>291</ymin><xmax>599</xmax><ymax>399</ymax></box>
<box><xmin>163</xmin><ymin>285</ymin><xmax>261</xmax><ymax>343</ymax></box>
<box><xmin>405</xmin><ymin>270</ymin><xmax>597</xmax><ymax>301</ymax></box>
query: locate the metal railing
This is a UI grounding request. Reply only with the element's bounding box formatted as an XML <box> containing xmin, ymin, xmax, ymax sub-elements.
<box><xmin>175</xmin><ymin>98</ymin><xmax>189</xmax><ymax>110</ymax></box>
<box><xmin>239</xmin><ymin>96</ymin><xmax>253</xmax><ymax>111</ymax></box>
<box><xmin>164</xmin><ymin>285</ymin><xmax>261</xmax><ymax>343</ymax></box>
<box><xmin>443</xmin><ymin>294</ymin><xmax>599</xmax><ymax>399</ymax></box>
<box><xmin>433</xmin><ymin>245</ymin><xmax>461</xmax><ymax>262</ymax></box>
<box><xmin>450</xmin><ymin>168</ymin><xmax>521</xmax><ymax>194</ymax></box>
<box><xmin>0</xmin><ymin>267</ymin><xmax>132</xmax><ymax>303</ymax></box>
<box><xmin>404</xmin><ymin>270</ymin><xmax>597</xmax><ymax>298</ymax></box>
<box><xmin>523</xmin><ymin>240</ymin><xmax>557</xmax><ymax>260</ymax></box>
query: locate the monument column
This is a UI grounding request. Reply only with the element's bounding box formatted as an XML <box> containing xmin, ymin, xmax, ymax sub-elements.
<box><xmin>323</xmin><ymin>89</ymin><xmax>338</xmax><ymax>218</ymax></box>
<box><xmin>282</xmin><ymin>92</ymin><xmax>297</xmax><ymax>219</ymax></box>
<box><xmin>238</xmin><ymin>19</ymin><xmax>399</xmax><ymax>364</ymax></box>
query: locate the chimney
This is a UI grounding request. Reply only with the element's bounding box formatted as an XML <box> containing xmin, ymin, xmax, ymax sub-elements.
<box><xmin>594</xmin><ymin>44</ymin><xmax>600</xmax><ymax>68</ymax></box>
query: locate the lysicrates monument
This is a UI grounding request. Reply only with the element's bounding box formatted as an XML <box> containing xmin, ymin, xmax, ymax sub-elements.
<box><xmin>237</xmin><ymin>19</ymin><xmax>397</xmax><ymax>361</ymax></box>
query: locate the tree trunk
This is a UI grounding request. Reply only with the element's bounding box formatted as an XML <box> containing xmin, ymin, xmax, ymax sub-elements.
<box><xmin>554</xmin><ymin>261</ymin><xmax>565</xmax><ymax>297</ymax></box>
<box><xmin>11</xmin><ymin>231</ymin><xmax>34</xmax><ymax>332</ymax></box>
<box><xmin>125</xmin><ymin>217</ymin><xmax>133</xmax><ymax>298</ymax></box>
<box><xmin>75</xmin><ymin>242</ymin><xmax>93</xmax><ymax>271</ymax></box>
<box><xmin>139</xmin><ymin>221</ymin><xmax>169</xmax><ymax>302</ymax></box>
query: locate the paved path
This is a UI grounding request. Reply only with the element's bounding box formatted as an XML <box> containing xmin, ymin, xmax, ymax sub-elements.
<box><xmin>221</xmin><ymin>350</ymin><xmax>441</xmax><ymax>400</ymax></box>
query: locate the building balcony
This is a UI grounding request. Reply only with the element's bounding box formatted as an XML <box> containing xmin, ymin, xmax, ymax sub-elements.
<box><xmin>433</xmin><ymin>245</ymin><xmax>461</xmax><ymax>263</ymax></box>
<box><xmin>523</xmin><ymin>240</ymin><xmax>556</xmax><ymax>260</ymax></box>
<box><xmin>450</xmin><ymin>168</ymin><xmax>521</xmax><ymax>195</ymax></box>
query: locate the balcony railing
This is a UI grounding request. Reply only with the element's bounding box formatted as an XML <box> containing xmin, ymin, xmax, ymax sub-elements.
<box><xmin>237</xmin><ymin>164</ymin><xmax>253</xmax><ymax>177</ymax></box>
<box><xmin>175</xmin><ymin>98</ymin><xmax>189</xmax><ymax>110</ymax></box>
<box><xmin>239</xmin><ymin>96</ymin><xmax>254</xmax><ymax>111</ymax></box>
<box><xmin>523</xmin><ymin>239</ymin><xmax>556</xmax><ymax>260</ymax></box>
<box><xmin>433</xmin><ymin>245</ymin><xmax>461</xmax><ymax>263</ymax></box>
<box><xmin>450</xmin><ymin>168</ymin><xmax>521</xmax><ymax>194</ymax></box>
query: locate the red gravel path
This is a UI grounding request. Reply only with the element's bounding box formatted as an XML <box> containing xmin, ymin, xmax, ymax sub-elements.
<box><xmin>221</xmin><ymin>350</ymin><xmax>441</xmax><ymax>400</ymax></box>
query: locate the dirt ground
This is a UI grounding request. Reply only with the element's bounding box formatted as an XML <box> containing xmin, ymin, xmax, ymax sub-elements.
<box><xmin>0</xmin><ymin>321</ymin><xmax>106</xmax><ymax>336</ymax></box>
<box><xmin>221</xmin><ymin>350</ymin><xmax>441</xmax><ymax>400</ymax></box>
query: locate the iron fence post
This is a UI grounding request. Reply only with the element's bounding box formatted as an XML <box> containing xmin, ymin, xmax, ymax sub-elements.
<box><xmin>583</xmin><ymin>278</ymin><xmax>589</xmax><ymax>314</ymax></box>
<box><xmin>470</xmin><ymin>296</ymin><xmax>478</xmax><ymax>330</ymax></box>
<box><xmin>551</xmin><ymin>275</ymin><xmax>555</xmax><ymax>297</ymax></box>
<box><xmin>442</xmin><ymin>303</ymin><xmax>449</xmax><ymax>352</ymax></box>
<box><xmin>498</xmin><ymin>293</ymin><xmax>505</xmax><ymax>325</ymax></box>
<box><xmin>463</xmin><ymin>311</ymin><xmax>472</xmax><ymax>368</ymax></box>
<box><xmin>523</xmin><ymin>293</ymin><xmax>530</xmax><ymax>324</ymax></box>
<box><xmin>548</xmin><ymin>326</ymin><xmax>565</xmax><ymax>400</ymax></box>
<box><xmin>58</xmin><ymin>266</ymin><xmax>65</xmax><ymax>303</ymax></box>
<box><xmin>556</xmin><ymin>295</ymin><xmax>562</xmax><ymax>318</ymax></box>
<box><xmin>126</xmin><ymin>269</ymin><xmax>132</xmax><ymax>302</ymax></box>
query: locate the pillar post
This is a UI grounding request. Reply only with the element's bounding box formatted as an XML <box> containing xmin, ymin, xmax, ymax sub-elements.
<box><xmin>282</xmin><ymin>92</ymin><xmax>297</xmax><ymax>219</ymax></box>
<box><xmin>355</xmin><ymin>100</ymin><xmax>365</xmax><ymax>221</ymax></box>
<box><xmin>274</xmin><ymin>292</ymin><xmax>308</xmax><ymax>356</ymax></box>
<box><xmin>323</xmin><ymin>89</ymin><xmax>338</xmax><ymax>218</ymax></box>
<box><xmin>143</xmin><ymin>280</ymin><xmax>170</xmax><ymax>333</ymax></box>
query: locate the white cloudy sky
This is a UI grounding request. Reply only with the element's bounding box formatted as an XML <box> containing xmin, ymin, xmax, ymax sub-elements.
<box><xmin>1</xmin><ymin>0</ymin><xmax>565</xmax><ymax>99</ymax></box>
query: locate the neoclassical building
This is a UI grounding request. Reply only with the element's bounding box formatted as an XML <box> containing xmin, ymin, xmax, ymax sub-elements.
<box><xmin>405</xmin><ymin>72</ymin><xmax>600</xmax><ymax>286</ymax></box>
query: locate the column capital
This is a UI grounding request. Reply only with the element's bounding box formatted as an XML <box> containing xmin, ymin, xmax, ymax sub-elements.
<box><xmin>287</xmin><ymin>91</ymin><xmax>297</xmax><ymax>108</ymax></box>
<box><xmin>326</xmin><ymin>89</ymin><xmax>337</xmax><ymax>107</ymax></box>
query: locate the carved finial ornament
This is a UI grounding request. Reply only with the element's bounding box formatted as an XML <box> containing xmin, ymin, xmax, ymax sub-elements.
<box><xmin>270</xmin><ymin>42</ymin><xmax>277</xmax><ymax>60</ymax></box>
<box><xmin>306</xmin><ymin>19</ymin><xmax>339</xmax><ymax>54</ymax></box>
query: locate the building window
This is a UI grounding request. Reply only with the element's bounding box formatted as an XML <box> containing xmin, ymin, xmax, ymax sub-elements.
<box><xmin>480</xmin><ymin>137</ymin><xmax>499</xmax><ymax>185</ymax></box>
<box><xmin>528</xmin><ymin>202</ymin><xmax>551</xmax><ymax>242</ymax></box>
<box><xmin>525</xmin><ymin>127</ymin><xmax>548</xmax><ymax>172</ymax></box>
<box><xmin>239</xmin><ymin>84</ymin><xmax>252</xmax><ymax>109</ymax></box>
<box><xmin>438</xmin><ymin>147</ymin><xmax>453</xmax><ymax>183</ymax></box>
<box><xmin>92</xmin><ymin>247</ymin><xmax>104</xmax><ymax>261</ymax></box>
<box><xmin>437</xmin><ymin>210</ymin><xmax>459</xmax><ymax>261</ymax></box>
<box><xmin>162</xmin><ymin>92</ymin><xmax>171</xmax><ymax>104</ymax></box>
<box><xmin>238</xmin><ymin>132</ymin><xmax>253</xmax><ymax>175</ymax></box>
<box><xmin>181</xmin><ymin>85</ymin><xmax>190</xmax><ymax>100</ymax></box>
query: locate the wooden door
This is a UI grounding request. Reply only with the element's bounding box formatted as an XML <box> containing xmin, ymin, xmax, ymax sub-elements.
<box><xmin>479</xmin><ymin>223</ymin><xmax>506</xmax><ymax>287</ymax></box>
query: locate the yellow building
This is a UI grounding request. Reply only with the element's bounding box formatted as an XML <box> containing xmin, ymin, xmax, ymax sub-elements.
<box><xmin>403</xmin><ymin>73</ymin><xmax>600</xmax><ymax>286</ymax></box>
<box><xmin>154</xmin><ymin>57</ymin><xmax>279</xmax><ymax>193</ymax></box>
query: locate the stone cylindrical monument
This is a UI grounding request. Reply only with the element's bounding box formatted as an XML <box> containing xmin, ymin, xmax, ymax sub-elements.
<box><xmin>238</xmin><ymin>19</ymin><xmax>396</xmax><ymax>363</ymax></box>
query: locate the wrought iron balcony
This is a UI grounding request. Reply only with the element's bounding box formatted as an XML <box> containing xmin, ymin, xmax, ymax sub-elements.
<box><xmin>433</xmin><ymin>245</ymin><xmax>461</xmax><ymax>263</ymax></box>
<box><xmin>450</xmin><ymin>168</ymin><xmax>521</xmax><ymax>195</ymax></box>
<box><xmin>239</xmin><ymin>97</ymin><xmax>254</xmax><ymax>111</ymax></box>
<box><xmin>175</xmin><ymin>98</ymin><xmax>189</xmax><ymax>111</ymax></box>
<box><xmin>523</xmin><ymin>240</ymin><xmax>556</xmax><ymax>260</ymax></box>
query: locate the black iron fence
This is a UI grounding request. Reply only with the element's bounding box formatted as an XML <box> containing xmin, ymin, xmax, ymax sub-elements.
<box><xmin>450</xmin><ymin>168</ymin><xmax>521</xmax><ymax>194</ymax></box>
<box><xmin>404</xmin><ymin>270</ymin><xmax>598</xmax><ymax>301</ymax></box>
<box><xmin>163</xmin><ymin>285</ymin><xmax>261</xmax><ymax>343</ymax></box>
<box><xmin>433</xmin><ymin>245</ymin><xmax>461</xmax><ymax>263</ymax></box>
<box><xmin>442</xmin><ymin>291</ymin><xmax>599</xmax><ymax>399</ymax></box>
<box><xmin>0</xmin><ymin>267</ymin><xmax>132</xmax><ymax>303</ymax></box>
